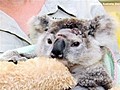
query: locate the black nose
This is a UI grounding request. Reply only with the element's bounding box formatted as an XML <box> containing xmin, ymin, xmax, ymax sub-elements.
<box><xmin>51</xmin><ymin>39</ymin><xmax>65</xmax><ymax>59</ymax></box>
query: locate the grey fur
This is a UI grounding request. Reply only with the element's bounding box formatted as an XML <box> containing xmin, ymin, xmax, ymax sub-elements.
<box><xmin>36</xmin><ymin>28</ymin><xmax>112</xmax><ymax>90</ymax></box>
<box><xmin>1</xmin><ymin>15</ymin><xmax>118</xmax><ymax>89</ymax></box>
<box><xmin>28</xmin><ymin>15</ymin><xmax>53</xmax><ymax>43</ymax></box>
<box><xmin>34</xmin><ymin>15</ymin><xmax>115</xmax><ymax>89</ymax></box>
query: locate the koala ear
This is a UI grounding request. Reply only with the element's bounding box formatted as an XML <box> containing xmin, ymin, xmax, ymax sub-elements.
<box><xmin>28</xmin><ymin>15</ymin><xmax>52</xmax><ymax>33</ymax></box>
<box><xmin>89</xmin><ymin>15</ymin><xmax>115</xmax><ymax>37</ymax></box>
<box><xmin>89</xmin><ymin>15</ymin><xmax>120</xmax><ymax>56</ymax></box>
<box><xmin>28</xmin><ymin>15</ymin><xmax>53</xmax><ymax>43</ymax></box>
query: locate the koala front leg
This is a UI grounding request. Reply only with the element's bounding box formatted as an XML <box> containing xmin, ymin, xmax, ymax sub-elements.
<box><xmin>75</xmin><ymin>66</ymin><xmax>112</xmax><ymax>90</ymax></box>
<box><xmin>0</xmin><ymin>50</ymin><xmax>36</xmax><ymax>64</ymax></box>
<box><xmin>0</xmin><ymin>50</ymin><xmax>22</xmax><ymax>61</ymax></box>
<box><xmin>92</xmin><ymin>67</ymin><xmax>112</xmax><ymax>90</ymax></box>
<box><xmin>19</xmin><ymin>52</ymin><xmax>36</xmax><ymax>59</ymax></box>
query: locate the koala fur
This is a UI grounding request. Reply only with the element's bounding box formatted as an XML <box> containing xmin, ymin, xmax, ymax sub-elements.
<box><xmin>36</xmin><ymin>28</ymin><xmax>112</xmax><ymax>90</ymax></box>
<box><xmin>89</xmin><ymin>15</ymin><xmax>120</xmax><ymax>60</ymax></box>
<box><xmin>48</xmin><ymin>15</ymin><xmax>120</xmax><ymax>60</ymax></box>
<box><xmin>29</xmin><ymin>15</ymin><xmax>119</xmax><ymax>60</ymax></box>
<box><xmin>28</xmin><ymin>15</ymin><xmax>53</xmax><ymax>43</ymax></box>
<box><xmin>1</xmin><ymin>15</ymin><xmax>118</xmax><ymax>90</ymax></box>
<box><xmin>35</xmin><ymin>15</ymin><xmax>118</xmax><ymax>90</ymax></box>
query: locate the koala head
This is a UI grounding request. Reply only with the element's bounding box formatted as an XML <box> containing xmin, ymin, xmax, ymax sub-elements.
<box><xmin>35</xmin><ymin>15</ymin><xmax>114</xmax><ymax>67</ymax></box>
<box><xmin>36</xmin><ymin>28</ymin><xmax>103</xmax><ymax>67</ymax></box>
<box><xmin>29</xmin><ymin>15</ymin><xmax>52</xmax><ymax>33</ymax></box>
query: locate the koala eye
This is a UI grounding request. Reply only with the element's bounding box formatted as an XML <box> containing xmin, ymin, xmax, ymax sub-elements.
<box><xmin>47</xmin><ymin>38</ymin><xmax>52</xmax><ymax>44</ymax></box>
<box><xmin>71</xmin><ymin>42</ymin><xmax>80</xmax><ymax>47</ymax></box>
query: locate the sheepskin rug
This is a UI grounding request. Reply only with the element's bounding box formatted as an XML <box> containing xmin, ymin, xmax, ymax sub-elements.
<box><xmin>0</xmin><ymin>57</ymin><xmax>120</xmax><ymax>90</ymax></box>
<box><xmin>0</xmin><ymin>57</ymin><xmax>76</xmax><ymax>90</ymax></box>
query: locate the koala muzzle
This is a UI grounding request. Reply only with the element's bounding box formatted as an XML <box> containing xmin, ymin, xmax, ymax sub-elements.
<box><xmin>51</xmin><ymin>39</ymin><xmax>65</xmax><ymax>59</ymax></box>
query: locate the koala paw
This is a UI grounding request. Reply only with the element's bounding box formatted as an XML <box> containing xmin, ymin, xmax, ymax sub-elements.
<box><xmin>0</xmin><ymin>50</ymin><xmax>28</xmax><ymax>64</ymax></box>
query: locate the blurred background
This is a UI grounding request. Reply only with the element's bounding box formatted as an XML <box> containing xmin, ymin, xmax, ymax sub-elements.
<box><xmin>0</xmin><ymin>0</ymin><xmax>120</xmax><ymax>49</ymax></box>
<box><xmin>100</xmin><ymin>0</ymin><xmax>120</xmax><ymax>49</ymax></box>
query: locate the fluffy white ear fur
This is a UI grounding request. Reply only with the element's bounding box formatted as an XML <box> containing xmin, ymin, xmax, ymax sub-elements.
<box><xmin>91</xmin><ymin>15</ymin><xmax>120</xmax><ymax>60</ymax></box>
<box><xmin>28</xmin><ymin>15</ymin><xmax>52</xmax><ymax>44</ymax></box>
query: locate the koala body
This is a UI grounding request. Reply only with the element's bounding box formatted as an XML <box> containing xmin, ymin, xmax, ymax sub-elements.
<box><xmin>34</xmin><ymin>15</ymin><xmax>116</xmax><ymax>89</ymax></box>
<box><xmin>1</xmin><ymin>15</ymin><xmax>118</xmax><ymax>89</ymax></box>
<box><xmin>36</xmin><ymin>28</ymin><xmax>112</xmax><ymax>90</ymax></box>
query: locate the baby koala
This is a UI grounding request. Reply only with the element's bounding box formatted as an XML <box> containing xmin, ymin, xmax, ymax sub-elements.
<box><xmin>36</xmin><ymin>28</ymin><xmax>112</xmax><ymax>90</ymax></box>
<box><xmin>33</xmin><ymin>15</ymin><xmax>118</xmax><ymax>90</ymax></box>
<box><xmin>0</xmin><ymin>15</ymin><xmax>117</xmax><ymax>89</ymax></box>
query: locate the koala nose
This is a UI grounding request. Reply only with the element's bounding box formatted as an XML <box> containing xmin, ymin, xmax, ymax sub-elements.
<box><xmin>51</xmin><ymin>39</ymin><xmax>65</xmax><ymax>59</ymax></box>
